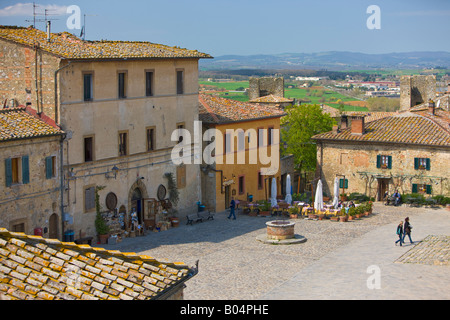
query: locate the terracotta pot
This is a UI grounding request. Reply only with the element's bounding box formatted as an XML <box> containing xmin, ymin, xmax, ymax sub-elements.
<box><xmin>171</xmin><ymin>219</ymin><xmax>180</xmax><ymax>227</ymax></box>
<box><xmin>290</xmin><ymin>214</ymin><xmax>298</xmax><ymax>219</ymax></box>
<box><xmin>98</xmin><ymin>234</ymin><xmax>109</xmax><ymax>244</ymax></box>
<box><xmin>259</xmin><ymin>211</ymin><xmax>271</xmax><ymax>217</ymax></box>
<box><xmin>339</xmin><ymin>216</ymin><xmax>348</xmax><ymax>222</ymax></box>
<box><xmin>348</xmin><ymin>215</ymin><xmax>354</xmax><ymax>221</ymax></box>
<box><xmin>330</xmin><ymin>216</ymin><xmax>339</xmax><ymax>221</ymax></box>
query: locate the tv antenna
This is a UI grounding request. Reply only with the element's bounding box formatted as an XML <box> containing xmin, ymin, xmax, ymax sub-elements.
<box><xmin>25</xmin><ymin>2</ymin><xmax>60</xmax><ymax>29</ymax></box>
<box><xmin>81</xmin><ymin>14</ymin><xmax>98</xmax><ymax>40</ymax></box>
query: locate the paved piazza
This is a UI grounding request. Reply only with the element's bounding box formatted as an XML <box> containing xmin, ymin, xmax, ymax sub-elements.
<box><xmin>103</xmin><ymin>203</ymin><xmax>450</xmax><ymax>300</ymax></box>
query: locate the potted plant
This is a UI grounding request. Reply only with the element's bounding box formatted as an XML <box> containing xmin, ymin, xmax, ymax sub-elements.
<box><xmin>257</xmin><ymin>200</ymin><xmax>271</xmax><ymax>216</ymax></box>
<box><xmin>339</xmin><ymin>208</ymin><xmax>348</xmax><ymax>222</ymax></box>
<box><xmin>94</xmin><ymin>186</ymin><xmax>110</xmax><ymax>244</ymax></box>
<box><xmin>340</xmin><ymin>193</ymin><xmax>348</xmax><ymax>201</ymax></box>
<box><xmin>288</xmin><ymin>206</ymin><xmax>298</xmax><ymax>219</ymax></box>
<box><xmin>354</xmin><ymin>205</ymin><xmax>363</xmax><ymax>219</ymax></box>
<box><xmin>348</xmin><ymin>207</ymin><xmax>356</xmax><ymax>220</ymax></box>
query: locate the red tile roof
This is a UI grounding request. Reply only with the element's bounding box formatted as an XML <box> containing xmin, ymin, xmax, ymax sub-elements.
<box><xmin>199</xmin><ymin>94</ymin><xmax>285</xmax><ymax>124</ymax></box>
<box><xmin>0</xmin><ymin>25</ymin><xmax>212</xmax><ymax>60</ymax></box>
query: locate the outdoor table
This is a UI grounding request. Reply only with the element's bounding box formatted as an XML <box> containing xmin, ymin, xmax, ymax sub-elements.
<box><xmin>324</xmin><ymin>204</ymin><xmax>334</xmax><ymax>209</ymax></box>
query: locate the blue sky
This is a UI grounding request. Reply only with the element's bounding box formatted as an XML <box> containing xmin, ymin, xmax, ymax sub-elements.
<box><xmin>1</xmin><ymin>0</ymin><xmax>449</xmax><ymax>56</ymax></box>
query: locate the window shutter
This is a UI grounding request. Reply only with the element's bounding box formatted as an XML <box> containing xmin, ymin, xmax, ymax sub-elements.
<box><xmin>414</xmin><ymin>158</ymin><xmax>419</xmax><ymax>170</ymax></box>
<box><xmin>426</xmin><ymin>185</ymin><xmax>432</xmax><ymax>195</ymax></box>
<box><xmin>376</xmin><ymin>155</ymin><xmax>381</xmax><ymax>168</ymax></box>
<box><xmin>45</xmin><ymin>156</ymin><xmax>53</xmax><ymax>179</ymax></box>
<box><xmin>339</xmin><ymin>179</ymin><xmax>348</xmax><ymax>189</ymax></box>
<box><xmin>412</xmin><ymin>184</ymin><xmax>418</xmax><ymax>193</ymax></box>
<box><xmin>387</xmin><ymin>156</ymin><xmax>392</xmax><ymax>169</ymax></box>
<box><xmin>344</xmin><ymin>179</ymin><xmax>348</xmax><ymax>189</ymax></box>
<box><xmin>22</xmin><ymin>156</ymin><xmax>29</xmax><ymax>184</ymax></box>
<box><xmin>426</xmin><ymin>158</ymin><xmax>430</xmax><ymax>171</ymax></box>
<box><xmin>5</xmin><ymin>158</ymin><xmax>12</xmax><ymax>187</ymax></box>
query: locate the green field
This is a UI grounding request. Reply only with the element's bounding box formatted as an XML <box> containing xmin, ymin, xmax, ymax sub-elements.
<box><xmin>200</xmin><ymin>80</ymin><xmax>368</xmax><ymax>111</ymax></box>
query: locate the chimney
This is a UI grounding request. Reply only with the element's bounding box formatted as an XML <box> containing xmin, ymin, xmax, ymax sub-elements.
<box><xmin>332</xmin><ymin>125</ymin><xmax>339</xmax><ymax>134</ymax></box>
<box><xmin>350</xmin><ymin>115</ymin><xmax>365</xmax><ymax>135</ymax></box>
<box><xmin>428</xmin><ymin>99</ymin><xmax>435</xmax><ymax>115</ymax></box>
<box><xmin>46</xmin><ymin>21</ymin><xmax>51</xmax><ymax>42</ymax></box>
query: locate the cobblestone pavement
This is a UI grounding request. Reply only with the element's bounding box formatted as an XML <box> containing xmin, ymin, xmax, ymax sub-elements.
<box><xmin>395</xmin><ymin>235</ymin><xmax>450</xmax><ymax>266</ymax></box>
<box><xmin>102</xmin><ymin>203</ymin><xmax>450</xmax><ymax>300</ymax></box>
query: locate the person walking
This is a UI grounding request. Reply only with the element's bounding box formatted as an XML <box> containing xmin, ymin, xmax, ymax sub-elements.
<box><xmin>403</xmin><ymin>217</ymin><xmax>413</xmax><ymax>244</ymax></box>
<box><xmin>228</xmin><ymin>197</ymin><xmax>236</xmax><ymax>220</ymax></box>
<box><xmin>395</xmin><ymin>221</ymin><xmax>403</xmax><ymax>246</ymax></box>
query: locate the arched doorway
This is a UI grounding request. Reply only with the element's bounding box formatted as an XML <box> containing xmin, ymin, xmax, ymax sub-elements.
<box><xmin>49</xmin><ymin>213</ymin><xmax>59</xmax><ymax>239</ymax></box>
<box><xmin>128</xmin><ymin>179</ymin><xmax>149</xmax><ymax>225</ymax></box>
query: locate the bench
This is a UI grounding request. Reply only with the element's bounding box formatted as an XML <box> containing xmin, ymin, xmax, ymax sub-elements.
<box><xmin>186</xmin><ymin>211</ymin><xmax>215</xmax><ymax>225</ymax></box>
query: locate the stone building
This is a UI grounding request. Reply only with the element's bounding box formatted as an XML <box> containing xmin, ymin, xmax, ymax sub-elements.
<box><xmin>248</xmin><ymin>77</ymin><xmax>285</xmax><ymax>101</ymax></box>
<box><xmin>0</xmin><ymin>25</ymin><xmax>212</xmax><ymax>240</ymax></box>
<box><xmin>0</xmin><ymin>106</ymin><xmax>64</xmax><ymax>237</ymax></box>
<box><xmin>198</xmin><ymin>94</ymin><xmax>285</xmax><ymax>211</ymax></box>
<box><xmin>400</xmin><ymin>75</ymin><xmax>436</xmax><ymax>111</ymax></box>
<box><xmin>312</xmin><ymin>101</ymin><xmax>450</xmax><ymax>201</ymax></box>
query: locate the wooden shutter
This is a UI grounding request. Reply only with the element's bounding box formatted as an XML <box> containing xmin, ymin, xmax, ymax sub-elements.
<box><xmin>426</xmin><ymin>158</ymin><xmax>431</xmax><ymax>171</ymax></box>
<box><xmin>412</xmin><ymin>184</ymin><xmax>418</xmax><ymax>193</ymax></box>
<box><xmin>45</xmin><ymin>156</ymin><xmax>53</xmax><ymax>179</ymax></box>
<box><xmin>339</xmin><ymin>179</ymin><xmax>348</xmax><ymax>189</ymax></box>
<box><xmin>5</xmin><ymin>158</ymin><xmax>12</xmax><ymax>187</ymax></box>
<box><xmin>387</xmin><ymin>156</ymin><xmax>392</xmax><ymax>169</ymax></box>
<box><xmin>22</xmin><ymin>156</ymin><xmax>29</xmax><ymax>184</ymax></box>
<box><xmin>426</xmin><ymin>185</ymin><xmax>432</xmax><ymax>195</ymax></box>
<box><xmin>376</xmin><ymin>155</ymin><xmax>381</xmax><ymax>168</ymax></box>
<box><xmin>414</xmin><ymin>158</ymin><xmax>419</xmax><ymax>170</ymax></box>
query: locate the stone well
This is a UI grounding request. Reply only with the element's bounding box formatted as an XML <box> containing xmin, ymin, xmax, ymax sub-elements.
<box><xmin>256</xmin><ymin>220</ymin><xmax>306</xmax><ymax>245</ymax></box>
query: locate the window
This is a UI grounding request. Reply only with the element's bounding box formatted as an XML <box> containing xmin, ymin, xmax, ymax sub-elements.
<box><xmin>258</xmin><ymin>171</ymin><xmax>263</xmax><ymax>190</ymax></box>
<box><xmin>146</xmin><ymin>127</ymin><xmax>155</xmax><ymax>151</ymax></box>
<box><xmin>4</xmin><ymin>156</ymin><xmax>29</xmax><ymax>187</ymax></box>
<box><xmin>118</xmin><ymin>131</ymin><xmax>128</xmax><ymax>156</ymax></box>
<box><xmin>176</xmin><ymin>70</ymin><xmax>184</xmax><ymax>94</ymax></box>
<box><xmin>84</xmin><ymin>186</ymin><xmax>95</xmax><ymax>212</ymax></box>
<box><xmin>177</xmin><ymin>123</ymin><xmax>185</xmax><ymax>143</ymax></box>
<box><xmin>412</xmin><ymin>184</ymin><xmax>432</xmax><ymax>195</ymax></box>
<box><xmin>118</xmin><ymin>72</ymin><xmax>127</xmax><ymax>99</ymax></box>
<box><xmin>340</xmin><ymin>153</ymin><xmax>348</xmax><ymax>165</ymax></box>
<box><xmin>339</xmin><ymin>178</ymin><xmax>348</xmax><ymax>189</ymax></box>
<box><xmin>45</xmin><ymin>156</ymin><xmax>56</xmax><ymax>179</ymax></box>
<box><xmin>84</xmin><ymin>136</ymin><xmax>94</xmax><ymax>162</ymax></box>
<box><xmin>83</xmin><ymin>73</ymin><xmax>93</xmax><ymax>101</ymax></box>
<box><xmin>238</xmin><ymin>176</ymin><xmax>245</xmax><ymax>194</ymax></box>
<box><xmin>145</xmin><ymin>71</ymin><xmax>154</xmax><ymax>96</ymax></box>
<box><xmin>414</xmin><ymin>158</ymin><xmax>430</xmax><ymax>170</ymax></box>
<box><xmin>268</xmin><ymin>126</ymin><xmax>274</xmax><ymax>146</ymax></box>
<box><xmin>177</xmin><ymin>165</ymin><xmax>186</xmax><ymax>189</ymax></box>
<box><xmin>376</xmin><ymin>155</ymin><xmax>392</xmax><ymax>169</ymax></box>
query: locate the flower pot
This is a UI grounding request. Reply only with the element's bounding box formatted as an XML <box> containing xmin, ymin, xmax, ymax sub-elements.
<box><xmin>355</xmin><ymin>214</ymin><xmax>362</xmax><ymax>219</ymax></box>
<box><xmin>348</xmin><ymin>215</ymin><xmax>354</xmax><ymax>221</ymax></box>
<box><xmin>318</xmin><ymin>214</ymin><xmax>325</xmax><ymax>220</ymax></box>
<box><xmin>339</xmin><ymin>216</ymin><xmax>348</xmax><ymax>222</ymax></box>
<box><xmin>260</xmin><ymin>211</ymin><xmax>271</xmax><ymax>217</ymax></box>
<box><xmin>330</xmin><ymin>216</ymin><xmax>339</xmax><ymax>221</ymax></box>
<box><xmin>290</xmin><ymin>214</ymin><xmax>298</xmax><ymax>219</ymax></box>
<box><xmin>308</xmin><ymin>214</ymin><xmax>318</xmax><ymax>219</ymax></box>
<box><xmin>98</xmin><ymin>234</ymin><xmax>109</xmax><ymax>244</ymax></box>
<box><xmin>171</xmin><ymin>218</ymin><xmax>180</xmax><ymax>227</ymax></box>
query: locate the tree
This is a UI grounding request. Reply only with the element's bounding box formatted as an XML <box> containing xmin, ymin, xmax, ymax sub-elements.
<box><xmin>281</xmin><ymin>104</ymin><xmax>335</xmax><ymax>173</ymax></box>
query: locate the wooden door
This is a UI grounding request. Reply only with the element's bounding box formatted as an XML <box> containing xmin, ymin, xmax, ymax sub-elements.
<box><xmin>49</xmin><ymin>213</ymin><xmax>58</xmax><ymax>239</ymax></box>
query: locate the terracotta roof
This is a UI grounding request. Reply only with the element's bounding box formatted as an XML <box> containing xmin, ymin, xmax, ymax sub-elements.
<box><xmin>249</xmin><ymin>94</ymin><xmax>293</xmax><ymax>103</ymax></box>
<box><xmin>0</xmin><ymin>25</ymin><xmax>212</xmax><ymax>60</ymax></box>
<box><xmin>0</xmin><ymin>107</ymin><xmax>63</xmax><ymax>141</ymax></box>
<box><xmin>312</xmin><ymin>112</ymin><xmax>450</xmax><ymax>147</ymax></box>
<box><xmin>0</xmin><ymin>228</ymin><xmax>194</xmax><ymax>300</ymax></box>
<box><xmin>319</xmin><ymin>104</ymin><xmax>396</xmax><ymax>122</ymax></box>
<box><xmin>199</xmin><ymin>94</ymin><xmax>285</xmax><ymax>124</ymax></box>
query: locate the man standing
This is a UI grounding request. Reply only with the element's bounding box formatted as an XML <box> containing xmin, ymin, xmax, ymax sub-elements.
<box><xmin>228</xmin><ymin>197</ymin><xmax>236</xmax><ymax>220</ymax></box>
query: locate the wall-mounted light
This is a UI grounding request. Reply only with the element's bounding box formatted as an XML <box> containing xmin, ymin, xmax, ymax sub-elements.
<box><xmin>106</xmin><ymin>165</ymin><xmax>119</xmax><ymax>179</ymax></box>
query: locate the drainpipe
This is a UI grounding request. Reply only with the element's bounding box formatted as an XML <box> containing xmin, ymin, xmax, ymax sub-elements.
<box><xmin>54</xmin><ymin>61</ymin><xmax>71</xmax><ymax>125</ymax></box>
<box><xmin>60</xmin><ymin>132</ymin><xmax>67</xmax><ymax>240</ymax></box>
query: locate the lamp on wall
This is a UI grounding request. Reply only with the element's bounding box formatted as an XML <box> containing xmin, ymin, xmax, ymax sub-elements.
<box><xmin>106</xmin><ymin>165</ymin><xmax>119</xmax><ymax>179</ymax></box>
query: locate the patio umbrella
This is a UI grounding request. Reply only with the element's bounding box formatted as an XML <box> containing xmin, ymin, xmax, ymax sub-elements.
<box><xmin>332</xmin><ymin>177</ymin><xmax>339</xmax><ymax>209</ymax></box>
<box><xmin>314</xmin><ymin>179</ymin><xmax>324</xmax><ymax>212</ymax></box>
<box><xmin>270</xmin><ymin>178</ymin><xmax>277</xmax><ymax>207</ymax></box>
<box><xmin>285</xmin><ymin>174</ymin><xmax>292</xmax><ymax>205</ymax></box>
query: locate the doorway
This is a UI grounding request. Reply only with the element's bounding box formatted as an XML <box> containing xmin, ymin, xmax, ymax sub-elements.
<box><xmin>377</xmin><ymin>178</ymin><xmax>390</xmax><ymax>201</ymax></box>
<box><xmin>131</xmin><ymin>188</ymin><xmax>143</xmax><ymax>224</ymax></box>
<box><xmin>224</xmin><ymin>185</ymin><xmax>230</xmax><ymax>211</ymax></box>
<box><xmin>49</xmin><ymin>213</ymin><xmax>59</xmax><ymax>239</ymax></box>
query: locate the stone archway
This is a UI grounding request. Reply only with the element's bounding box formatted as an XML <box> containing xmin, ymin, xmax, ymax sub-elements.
<box><xmin>128</xmin><ymin>179</ymin><xmax>149</xmax><ymax>224</ymax></box>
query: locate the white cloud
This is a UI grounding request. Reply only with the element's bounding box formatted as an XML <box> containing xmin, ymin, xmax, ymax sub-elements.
<box><xmin>0</xmin><ymin>2</ymin><xmax>68</xmax><ymax>17</ymax></box>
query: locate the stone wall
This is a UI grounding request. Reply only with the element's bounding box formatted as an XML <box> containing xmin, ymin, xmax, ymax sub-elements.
<box><xmin>0</xmin><ymin>38</ymin><xmax>61</xmax><ymax>119</ymax></box>
<box><xmin>317</xmin><ymin>141</ymin><xmax>450</xmax><ymax>200</ymax></box>
<box><xmin>248</xmin><ymin>77</ymin><xmax>284</xmax><ymax>100</ymax></box>
<box><xmin>400</xmin><ymin>75</ymin><xmax>436</xmax><ymax>110</ymax></box>
<box><xmin>0</xmin><ymin>136</ymin><xmax>62</xmax><ymax>237</ymax></box>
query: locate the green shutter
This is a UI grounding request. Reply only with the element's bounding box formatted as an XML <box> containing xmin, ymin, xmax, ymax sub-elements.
<box><xmin>412</xmin><ymin>184</ymin><xmax>418</xmax><ymax>193</ymax></box>
<box><xmin>426</xmin><ymin>158</ymin><xmax>430</xmax><ymax>171</ymax></box>
<box><xmin>45</xmin><ymin>156</ymin><xmax>53</xmax><ymax>179</ymax></box>
<box><xmin>22</xmin><ymin>156</ymin><xmax>29</xmax><ymax>184</ymax></box>
<box><xmin>387</xmin><ymin>156</ymin><xmax>392</xmax><ymax>169</ymax></box>
<box><xmin>344</xmin><ymin>179</ymin><xmax>348</xmax><ymax>189</ymax></box>
<box><xmin>376</xmin><ymin>155</ymin><xmax>381</xmax><ymax>168</ymax></box>
<box><xmin>339</xmin><ymin>178</ymin><xmax>348</xmax><ymax>189</ymax></box>
<box><xmin>414</xmin><ymin>158</ymin><xmax>419</xmax><ymax>170</ymax></box>
<box><xmin>5</xmin><ymin>158</ymin><xmax>12</xmax><ymax>187</ymax></box>
<box><xmin>426</xmin><ymin>185</ymin><xmax>432</xmax><ymax>195</ymax></box>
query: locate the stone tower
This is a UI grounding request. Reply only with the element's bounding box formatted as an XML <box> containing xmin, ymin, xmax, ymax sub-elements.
<box><xmin>400</xmin><ymin>75</ymin><xmax>436</xmax><ymax>110</ymax></box>
<box><xmin>248</xmin><ymin>77</ymin><xmax>284</xmax><ymax>101</ymax></box>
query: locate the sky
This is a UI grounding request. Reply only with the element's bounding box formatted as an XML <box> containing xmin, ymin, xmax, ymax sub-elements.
<box><xmin>0</xmin><ymin>0</ymin><xmax>450</xmax><ymax>57</ymax></box>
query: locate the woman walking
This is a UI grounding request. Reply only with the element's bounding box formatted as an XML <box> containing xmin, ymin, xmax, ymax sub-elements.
<box><xmin>395</xmin><ymin>221</ymin><xmax>403</xmax><ymax>246</ymax></box>
<box><xmin>403</xmin><ymin>217</ymin><xmax>413</xmax><ymax>244</ymax></box>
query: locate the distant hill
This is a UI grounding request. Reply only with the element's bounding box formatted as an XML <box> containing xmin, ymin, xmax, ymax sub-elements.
<box><xmin>200</xmin><ymin>51</ymin><xmax>450</xmax><ymax>71</ymax></box>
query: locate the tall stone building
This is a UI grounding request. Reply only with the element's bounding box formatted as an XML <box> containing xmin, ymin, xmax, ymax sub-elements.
<box><xmin>0</xmin><ymin>25</ymin><xmax>212</xmax><ymax>240</ymax></box>
<box><xmin>400</xmin><ymin>75</ymin><xmax>436</xmax><ymax>110</ymax></box>
<box><xmin>248</xmin><ymin>77</ymin><xmax>284</xmax><ymax>101</ymax></box>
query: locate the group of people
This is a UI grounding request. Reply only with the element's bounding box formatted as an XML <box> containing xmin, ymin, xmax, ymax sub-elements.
<box><xmin>395</xmin><ymin>217</ymin><xmax>413</xmax><ymax>246</ymax></box>
<box><xmin>385</xmin><ymin>190</ymin><xmax>402</xmax><ymax>206</ymax></box>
